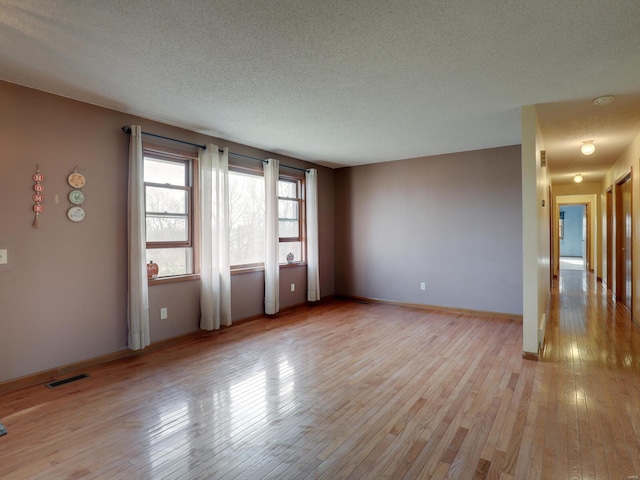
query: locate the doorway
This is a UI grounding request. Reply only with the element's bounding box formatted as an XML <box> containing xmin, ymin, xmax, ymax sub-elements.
<box><xmin>615</xmin><ymin>171</ymin><xmax>632</xmax><ymax>313</ymax></box>
<box><xmin>559</xmin><ymin>204</ymin><xmax>587</xmax><ymax>271</ymax></box>
<box><xmin>606</xmin><ymin>187</ymin><xmax>613</xmax><ymax>289</ymax></box>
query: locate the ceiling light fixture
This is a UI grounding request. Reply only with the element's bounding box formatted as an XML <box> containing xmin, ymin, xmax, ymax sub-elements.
<box><xmin>574</xmin><ymin>174</ymin><xmax>584</xmax><ymax>184</ymax></box>
<box><xmin>593</xmin><ymin>95</ymin><xmax>615</xmax><ymax>105</ymax></box>
<box><xmin>581</xmin><ymin>141</ymin><xmax>595</xmax><ymax>155</ymax></box>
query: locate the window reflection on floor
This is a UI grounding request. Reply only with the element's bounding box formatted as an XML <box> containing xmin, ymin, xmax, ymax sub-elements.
<box><xmin>146</xmin><ymin>354</ymin><xmax>298</xmax><ymax>471</ymax></box>
<box><xmin>559</xmin><ymin>256</ymin><xmax>585</xmax><ymax>271</ymax></box>
<box><xmin>231</xmin><ymin>370</ymin><xmax>267</xmax><ymax>437</ymax></box>
<box><xmin>278</xmin><ymin>359</ymin><xmax>295</xmax><ymax>401</ymax></box>
<box><xmin>150</xmin><ymin>401</ymin><xmax>190</xmax><ymax>470</ymax></box>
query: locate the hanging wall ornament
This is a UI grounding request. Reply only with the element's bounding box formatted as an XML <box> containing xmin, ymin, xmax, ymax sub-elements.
<box><xmin>67</xmin><ymin>166</ymin><xmax>86</xmax><ymax>222</ymax></box>
<box><xmin>32</xmin><ymin>164</ymin><xmax>44</xmax><ymax>228</ymax></box>
<box><xmin>68</xmin><ymin>190</ymin><xmax>85</xmax><ymax>205</ymax></box>
<box><xmin>67</xmin><ymin>167</ymin><xmax>86</xmax><ymax>189</ymax></box>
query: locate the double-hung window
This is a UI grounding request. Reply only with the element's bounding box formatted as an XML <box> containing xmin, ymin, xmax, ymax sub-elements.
<box><xmin>228</xmin><ymin>166</ymin><xmax>306</xmax><ymax>269</ymax></box>
<box><xmin>278</xmin><ymin>176</ymin><xmax>304</xmax><ymax>264</ymax></box>
<box><xmin>229</xmin><ymin>167</ymin><xmax>266</xmax><ymax>268</ymax></box>
<box><xmin>144</xmin><ymin>149</ymin><xmax>195</xmax><ymax>278</ymax></box>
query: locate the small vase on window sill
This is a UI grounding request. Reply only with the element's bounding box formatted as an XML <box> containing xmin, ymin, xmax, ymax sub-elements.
<box><xmin>286</xmin><ymin>252</ymin><xmax>294</xmax><ymax>264</ymax></box>
<box><xmin>147</xmin><ymin>261</ymin><xmax>159</xmax><ymax>279</ymax></box>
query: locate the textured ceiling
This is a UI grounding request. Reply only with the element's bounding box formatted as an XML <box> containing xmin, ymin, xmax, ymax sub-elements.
<box><xmin>537</xmin><ymin>95</ymin><xmax>640</xmax><ymax>185</ymax></box>
<box><xmin>1</xmin><ymin>0</ymin><xmax>639</xmax><ymax>177</ymax></box>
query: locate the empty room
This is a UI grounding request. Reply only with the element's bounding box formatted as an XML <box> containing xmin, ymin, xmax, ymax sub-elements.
<box><xmin>1</xmin><ymin>1</ymin><xmax>640</xmax><ymax>479</ymax></box>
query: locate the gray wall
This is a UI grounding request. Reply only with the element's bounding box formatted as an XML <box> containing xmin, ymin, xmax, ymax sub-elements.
<box><xmin>334</xmin><ymin>146</ymin><xmax>523</xmax><ymax>315</ymax></box>
<box><xmin>0</xmin><ymin>81</ymin><xmax>334</xmax><ymax>383</ymax></box>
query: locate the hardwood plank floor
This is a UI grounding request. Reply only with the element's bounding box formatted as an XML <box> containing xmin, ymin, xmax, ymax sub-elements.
<box><xmin>1</xmin><ymin>271</ymin><xmax>640</xmax><ymax>479</ymax></box>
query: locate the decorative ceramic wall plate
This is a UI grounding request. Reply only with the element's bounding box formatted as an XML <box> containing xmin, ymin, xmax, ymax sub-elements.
<box><xmin>68</xmin><ymin>190</ymin><xmax>85</xmax><ymax>205</ymax></box>
<box><xmin>67</xmin><ymin>172</ymin><xmax>86</xmax><ymax>189</ymax></box>
<box><xmin>67</xmin><ymin>206</ymin><xmax>85</xmax><ymax>222</ymax></box>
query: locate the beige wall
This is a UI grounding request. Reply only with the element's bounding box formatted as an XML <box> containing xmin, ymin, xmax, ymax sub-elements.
<box><xmin>601</xmin><ymin>129</ymin><xmax>640</xmax><ymax>322</ymax></box>
<box><xmin>0</xmin><ymin>81</ymin><xmax>334</xmax><ymax>383</ymax></box>
<box><xmin>553</xmin><ymin>182</ymin><xmax>601</xmax><ymax>196</ymax></box>
<box><xmin>521</xmin><ymin>105</ymin><xmax>551</xmax><ymax>355</ymax></box>
<box><xmin>334</xmin><ymin>145</ymin><xmax>523</xmax><ymax>315</ymax></box>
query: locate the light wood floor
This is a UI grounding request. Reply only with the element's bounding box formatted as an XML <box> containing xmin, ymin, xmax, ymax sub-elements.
<box><xmin>1</xmin><ymin>271</ymin><xmax>639</xmax><ymax>479</ymax></box>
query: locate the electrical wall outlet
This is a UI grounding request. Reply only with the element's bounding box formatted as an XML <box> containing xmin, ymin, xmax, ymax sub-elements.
<box><xmin>0</xmin><ymin>249</ymin><xmax>7</xmax><ymax>265</ymax></box>
<box><xmin>420</xmin><ymin>282</ymin><xmax>426</xmax><ymax>291</ymax></box>
<box><xmin>291</xmin><ymin>283</ymin><xmax>295</xmax><ymax>292</ymax></box>
<box><xmin>160</xmin><ymin>308</ymin><xmax>168</xmax><ymax>320</ymax></box>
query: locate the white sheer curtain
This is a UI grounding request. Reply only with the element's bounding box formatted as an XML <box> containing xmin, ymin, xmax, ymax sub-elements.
<box><xmin>306</xmin><ymin>168</ymin><xmax>320</xmax><ymax>302</ymax></box>
<box><xmin>200</xmin><ymin>145</ymin><xmax>232</xmax><ymax>330</ymax></box>
<box><xmin>264</xmin><ymin>158</ymin><xmax>280</xmax><ymax>314</ymax></box>
<box><xmin>127</xmin><ymin>125</ymin><xmax>150</xmax><ymax>350</ymax></box>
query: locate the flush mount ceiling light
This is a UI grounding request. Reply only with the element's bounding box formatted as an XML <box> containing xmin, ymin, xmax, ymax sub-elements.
<box><xmin>593</xmin><ymin>95</ymin><xmax>615</xmax><ymax>105</ymax></box>
<box><xmin>581</xmin><ymin>141</ymin><xmax>595</xmax><ymax>155</ymax></box>
<box><xmin>574</xmin><ymin>174</ymin><xmax>584</xmax><ymax>183</ymax></box>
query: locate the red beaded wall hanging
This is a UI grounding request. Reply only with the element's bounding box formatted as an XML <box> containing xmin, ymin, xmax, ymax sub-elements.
<box><xmin>32</xmin><ymin>164</ymin><xmax>44</xmax><ymax>228</ymax></box>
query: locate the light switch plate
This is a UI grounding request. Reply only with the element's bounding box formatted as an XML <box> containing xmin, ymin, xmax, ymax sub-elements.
<box><xmin>0</xmin><ymin>249</ymin><xmax>7</xmax><ymax>265</ymax></box>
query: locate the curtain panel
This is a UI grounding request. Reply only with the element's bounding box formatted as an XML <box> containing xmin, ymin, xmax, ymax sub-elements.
<box><xmin>306</xmin><ymin>168</ymin><xmax>320</xmax><ymax>302</ymax></box>
<box><xmin>200</xmin><ymin>145</ymin><xmax>232</xmax><ymax>330</ymax></box>
<box><xmin>127</xmin><ymin>125</ymin><xmax>150</xmax><ymax>350</ymax></box>
<box><xmin>264</xmin><ymin>158</ymin><xmax>280</xmax><ymax>314</ymax></box>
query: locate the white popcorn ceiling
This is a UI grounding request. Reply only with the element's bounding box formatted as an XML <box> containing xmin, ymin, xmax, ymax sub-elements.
<box><xmin>1</xmin><ymin>0</ymin><xmax>639</xmax><ymax>181</ymax></box>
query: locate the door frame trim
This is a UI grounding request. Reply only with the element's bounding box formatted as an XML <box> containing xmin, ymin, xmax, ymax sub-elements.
<box><xmin>615</xmin><ymin>168</ymin><xmax>632</xmax><ymax>317</ymax></box>
<box><xmin>606</xmin><ymin>185</ymin><xmax>613</xmax><ymax>290</ymax></box>
<box><xmin>556</xmin><ymin>201</ymin><xmax>592</xmax><ymax>274</ymax></box>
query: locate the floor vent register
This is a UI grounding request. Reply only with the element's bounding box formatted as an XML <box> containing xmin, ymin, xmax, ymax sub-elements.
<box><xmin>45</xmin><ymin>373</ymin><xmax>89</xmax><ymax>389</ymax></box>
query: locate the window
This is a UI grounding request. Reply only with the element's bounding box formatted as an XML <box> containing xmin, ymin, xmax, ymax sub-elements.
<box><xmin>278</xmin><ymin>176</ymin><xmax>304</xmax><ymax>264</ymax></box>
<box><xmin>228</xmin><ymin>168</ymin><xmax>306</xmax><ymax>269</ymax></box>
<box><xmin>144</xmin><ymin>150</ymin><xmax>195</xmax><ymax>278</ymax></box>
<box><xmin>229</xmin><ymin>168</ymin><xmax>265</xmax><ymax>267</ymax></box>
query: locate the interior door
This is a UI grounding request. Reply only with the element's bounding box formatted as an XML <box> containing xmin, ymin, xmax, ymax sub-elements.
<box><xmin>584</xmin><ymin>203</ymin><xmax>591</xmax><ymax>271</ymax></box>
<box><xmin>549</xmin><ymin>186</ymin><xmax>554</xmax><ymax>284</ymax></box>
<box><xmin>616</xmin><ymin>173</ymin><xmax>632</xmax><ymax>313</ymax></box>
<box><xmin>606</xmin><ymin>187</ymin><xmax>613</xmax><ymax>288</ymax></box>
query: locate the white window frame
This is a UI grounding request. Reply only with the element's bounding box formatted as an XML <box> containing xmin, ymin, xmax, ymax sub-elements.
<box><xmin>278</xmin><ymin>174</ymin><xmax>305</xmax><ymax>264</ymax></box>
<box><xmin>143</xmin><ymin>147</ymin><xmax>197</xmax><ymax>281</ymax></box>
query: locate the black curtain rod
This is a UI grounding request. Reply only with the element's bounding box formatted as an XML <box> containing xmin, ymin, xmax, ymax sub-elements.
<box><xmin>121</xmin><ymin>126</ymin><xmax>207</xmax><ymax>150</ymax></box>
<box><xmin>122</xmin><ymin>126</ymin><xmax>310</xmax><ymax>173</ymax></box>
<box><xmin>228</xmin><ymin>152</ymin><xmax>309</xmax><ymax>173</ymax></box>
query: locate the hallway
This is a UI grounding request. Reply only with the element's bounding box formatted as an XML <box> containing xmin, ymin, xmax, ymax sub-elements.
<box><xmin>539</xmin><ymin>270</ymin><xmax>640</xmax><ymax>478</ymax></box>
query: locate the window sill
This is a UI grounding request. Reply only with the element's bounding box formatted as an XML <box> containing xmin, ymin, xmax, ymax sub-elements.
<box><xmin>231</xmin><ymin>266</ymin><xmax>264</xmax><ymax>275</ymax></box>
<box><xmin>148</xmin><ymin>273</ymin><xmax>200</xmax><ymax>285</ymax></box>
<box><xmin>230</xmin><ymin>262</ymin><xmax>307</xmax><ymax>275</ymax></box>
<box><xmin>281</xmin><ymin>262</ymin><xmax>307</xmax><ymax>269</ymax></box>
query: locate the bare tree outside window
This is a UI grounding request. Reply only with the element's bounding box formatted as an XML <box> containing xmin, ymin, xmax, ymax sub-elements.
<box><xmin>229</xmin><ymin>170</ymin><xmax>265</xmax><ymax>266</ymax></box>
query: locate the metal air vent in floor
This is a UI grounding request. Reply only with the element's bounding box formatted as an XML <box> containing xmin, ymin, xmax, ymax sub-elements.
<box><xmin>45</xmin><ymin>373</ymin><xmax>89</xmax><ymax>389</ymax></box>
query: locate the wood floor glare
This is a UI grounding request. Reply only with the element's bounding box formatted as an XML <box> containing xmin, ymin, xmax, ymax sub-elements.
<box><xmin>1</xmin><ymin>271</ymin><xmax>640</xmax><ymax>479</ymax></box>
